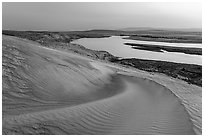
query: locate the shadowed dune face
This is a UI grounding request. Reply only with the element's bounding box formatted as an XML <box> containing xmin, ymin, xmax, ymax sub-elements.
<box><xmin>2</xmin><ymin>35</ymin><xmax>198</xmax><ymax>135</ymax></box>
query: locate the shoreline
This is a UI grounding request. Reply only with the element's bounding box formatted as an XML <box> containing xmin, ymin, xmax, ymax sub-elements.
<box><xmin>123</xmin><ymin>33</ymin><xmax>201</xmax><ymax>44</ymax></box>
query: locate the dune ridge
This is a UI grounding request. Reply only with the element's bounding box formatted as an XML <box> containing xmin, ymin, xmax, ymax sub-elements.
<box><xmin>2</xmin><ymin>35</ymin><xmax>201</xmax><ymax>134</ymax></box>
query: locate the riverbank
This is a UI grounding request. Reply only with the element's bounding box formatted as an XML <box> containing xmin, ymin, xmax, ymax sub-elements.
<box><xmin>111</xmin><ymin>58</ymin><xmax>201</xmax><ymax>86</ymax></box>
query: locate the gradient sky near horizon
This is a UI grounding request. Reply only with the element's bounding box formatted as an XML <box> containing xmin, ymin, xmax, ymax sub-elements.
<box><xmin>2</xmin><ymin>2</ymin><xmax>202</xmax><ymax>31</ymax></box>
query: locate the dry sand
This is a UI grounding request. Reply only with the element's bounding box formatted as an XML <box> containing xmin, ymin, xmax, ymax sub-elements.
<box><xmin>2</xmin><ymin>35</ymin><xmax>202</xmax><ymax>134</ymax></box>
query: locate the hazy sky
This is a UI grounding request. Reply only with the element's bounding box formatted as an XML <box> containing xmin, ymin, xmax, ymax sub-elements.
<box><xmin>2</xmin><ymin>2</ymin><xmax>202</xmax><ymax>31</ymax></box>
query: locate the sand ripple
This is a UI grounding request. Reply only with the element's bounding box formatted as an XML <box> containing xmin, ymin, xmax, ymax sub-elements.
<box><xmin>2</xmin><ymin>35</ymin><xmax>199</xmax><ymax>135</ymax></box>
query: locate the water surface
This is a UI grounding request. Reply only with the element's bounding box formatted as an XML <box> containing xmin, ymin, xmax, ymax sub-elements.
<box><xmin>72</xmin><ymin>36</ymin><xmax>202</xmax><ymax>65</ymax></box>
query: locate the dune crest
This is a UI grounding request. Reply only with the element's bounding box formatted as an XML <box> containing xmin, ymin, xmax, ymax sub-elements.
<box><xmin>2</xmin><ymin>35</ymin><xmax>201</xmax><ymax>134</ymax></box>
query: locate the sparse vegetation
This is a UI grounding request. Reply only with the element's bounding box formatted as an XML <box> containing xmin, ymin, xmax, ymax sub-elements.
<box><xmin>112</xmin><ymin>58</ymin><xmax>202</xmax><ymax>87</ymax></box>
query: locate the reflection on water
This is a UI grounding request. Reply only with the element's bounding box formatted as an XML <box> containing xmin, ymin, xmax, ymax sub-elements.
<box><xmin>72</xmin><ymin>36</ymin><xmax>202</xmax><ymax>65</ymax></box>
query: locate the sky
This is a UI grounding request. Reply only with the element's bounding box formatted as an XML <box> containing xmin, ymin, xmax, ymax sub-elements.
<box><xmin>2</xmin><ymin>2</ymin><xmax>202</xmax><ymax>31</ymax></box>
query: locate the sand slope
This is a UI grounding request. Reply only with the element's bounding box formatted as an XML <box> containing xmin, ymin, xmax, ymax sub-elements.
<box><xmin>2</xmin><ymin>35</ymin><xmax>201</xmax><ymax>134</ymax></box>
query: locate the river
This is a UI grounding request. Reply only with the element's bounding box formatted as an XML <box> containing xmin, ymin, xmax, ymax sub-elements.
<box><xmin>71</xmin><ymin>36</ymin><xmax>202</xmax><ymax>65</ymax></box>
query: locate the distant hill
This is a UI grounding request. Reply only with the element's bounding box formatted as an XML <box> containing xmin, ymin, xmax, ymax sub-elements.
<box><xmin>118</xmin><ymin>27</ymin><xmax>155</xmax><ymax>31</ymax></box>
<box><xmin>119</xmin><ymin>27</ymin><xmax>202</xmax><ymax>32</ymax></box>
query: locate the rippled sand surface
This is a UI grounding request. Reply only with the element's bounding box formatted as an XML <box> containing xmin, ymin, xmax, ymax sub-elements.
<box><xmin>2</xmin><ymin>35</ymin><xmax>201</xmax><ymax>134</ymax></box>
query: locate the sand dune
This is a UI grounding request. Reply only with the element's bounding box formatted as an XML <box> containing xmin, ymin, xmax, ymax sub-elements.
<box><xmin>2</xmin><ymin>35</ymin><xmax>201</xmax><ymax>134</ymax></box>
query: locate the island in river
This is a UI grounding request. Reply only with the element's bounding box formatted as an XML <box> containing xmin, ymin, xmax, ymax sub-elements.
<box><xmin>124</xmin><ymin>43</ymin><xmax>202</xmax><ymax>55</ymax></box>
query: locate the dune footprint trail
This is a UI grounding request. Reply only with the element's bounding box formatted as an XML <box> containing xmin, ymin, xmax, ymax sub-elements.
<box><xmin>2</xmin><ymin>35</ymin><xmax>197</xmax><ymax>134</ymax></box>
